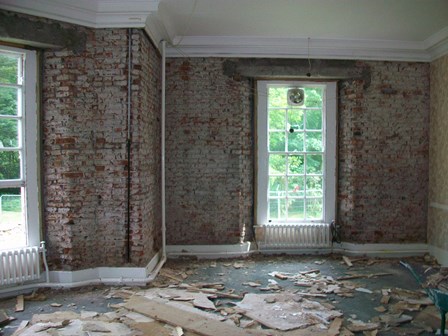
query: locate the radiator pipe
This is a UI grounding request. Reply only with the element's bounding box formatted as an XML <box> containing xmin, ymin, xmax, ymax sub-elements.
<box><xmin>126</xmin><ymin>28</ymin><xmax>132</xmax><ymax>263</ymax></box>
<box><xmin>161</xmin><ymin>40</ymin><xmax>167</xmax><ymax>260</ymax></box>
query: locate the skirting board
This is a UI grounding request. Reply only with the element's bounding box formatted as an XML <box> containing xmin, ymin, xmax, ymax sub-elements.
<box><xmin>334</xmin><ymin>242</ymin><xmax>428</xmax><ymax>258</ymax></box>
<box><xmin>48</xmin><ymin>250</ymin><xmax>163</xmax><ymax>287</ymax></box>
<box><xmin>166</xmin><ymin>242</ymin><xmax>253</xmax><ymax>259</ymax></box>
<box><xmin>428</xmin><ymin>245</ymin><xmax>448</xmax><ymax>267</ymax></box>
<box><xmin>0</xmin><ymin>250</ymin><xmax>164</xmax><ymax>298</ymax></box>
<box><xmin>167</xmin><ymin>242</ymin><xmax>429</xmax><ymax>259</ymax></box>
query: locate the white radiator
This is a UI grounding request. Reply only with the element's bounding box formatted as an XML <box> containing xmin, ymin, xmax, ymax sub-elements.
<box><xmin>0</xmin><ymin>242</ymin><xmax>49</xmax><ymax>286</ymax></box>
<box><xmin>255</xmin><ymin>223</ymin><xmax>331</xmax><ymax>250</ymax></box>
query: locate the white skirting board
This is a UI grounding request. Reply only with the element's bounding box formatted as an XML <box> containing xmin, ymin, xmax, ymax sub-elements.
<box><xmin>49</xmin><ymin>250</ymin><xmax>163</xmax><ymax>287</ymax></box>
<box><xmin>166</xmin><ymin>242</ymin><xmax>253</xmax><ymax>259</ymax></box>
<box><xmin>166</xmin><ymin>242</ymin><xmax>429</xmax><ymax>259</ymax></box>
<box><xmin>428</xmin><ymin>245</ymin><xmax>448</xmax><ymax>267</ymax></box>
<box><xmin>0</xmin><ymin>250</ymin><xmax>164</xmax><ymax>298</ymax></box>
<box><xmin>333</xmin><ymin>242</ymin><xmax>428</xmax><ymax>258</ymax></box>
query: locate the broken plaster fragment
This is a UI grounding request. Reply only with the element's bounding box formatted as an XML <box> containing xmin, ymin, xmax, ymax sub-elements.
<box><xmin>175</xmin><ymin>326</ymin><xmax>184</xmax><ymax>336</ymax></box>
<box><xmin>236</xmin><ymin>293</ymin><xmax>342</xmax><ymax>331</ymax></box>
<box><xmin>243</xmin><ymin>282</ymin><xmax>262</xmax><ymax>287</ymax></box>
<box><xmin>264</xmin><ymin>297</ymin><xmax>276</xmax><ymax>304</ymax></box>
<box><xmin>233</xmin><ymin>262</ymin><xmax>245</xmax><ymax>269</ymax></box>
<box><xmin>378</xmin><ymin>313</ymin><xmax>413</xmax><ymax>327</ymax></box>
<box><xmin>83</xmin><ymin>321</ymin><xmax>111</xmax><ymax>333</ymax></box>
<box><xmin>374</xmin><ymin>306</ymin><xmax>387</xmax><ymax>313</ymax></box>
<box><xmin>268</xmin><ymin>271</ymin><xmax>290</xmax><ymax>280</ymax></box>
<box><xmin>380</xmin><ymin>295</ymin><xmax>391</xmax><ymax>305</ymax></box>
<box><xmin>346</xmin><ymin>319</ymin><xmax>380</xmax><ymax>332</ymax></box>
<box><xmin>343</xmin><ymin>256</ymin><xmax>353</xmax><ymax>267</ymax></box>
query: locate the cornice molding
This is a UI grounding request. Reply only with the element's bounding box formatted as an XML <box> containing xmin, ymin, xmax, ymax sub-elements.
<box><xmin>1</xmin><ymin>0</ymin><xmax>447</xmax><ymax>61</ymax></box>
<box><xmin>426</xmin><ymin>26</ymin><xmax>448</xmax><ymax>61</ymax></box>
<box><xmin>0</xmin><ymin>0</ymin><xmax>159</xmax><ymax>28</ymax></box>
<box><xmin>166</xmin><ymin>34</ymin><xmax>448</xmax><ymax>62</ymax></box>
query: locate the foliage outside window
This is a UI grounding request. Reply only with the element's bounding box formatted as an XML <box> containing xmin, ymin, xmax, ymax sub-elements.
<box><xmin>257</xmin><ymin>81</ymin><xmax>336</xmax><ymax>225</ymax></box>
<box><xmin>267</xmin><ymin>86</ymin><xmax>325</xmax><ymax>221</ymax></box>
<box><xmin>0</xmin><ymin>48</ymin><xmax>38</xmax><ymax>249</ymax></box>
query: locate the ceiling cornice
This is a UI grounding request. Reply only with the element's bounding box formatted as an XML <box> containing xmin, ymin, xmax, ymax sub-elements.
<box><xmin>0</xmin><ymin>0</ymin><xmax>160</xmax><ymax>28</ymax></box>
<box><xmin>1</xmin><ymin>0</ymin><xmax>447</xmax><ymax>61</ymax></box>
<box><xmin>166</xmin><ymin>32</ymin><xmax>448</xmax><ymax>62</ymax></box>
<box><xmin>425</xmin><ymin>26</ymin><xmax>448</xmax><ymax>61</ymax></box>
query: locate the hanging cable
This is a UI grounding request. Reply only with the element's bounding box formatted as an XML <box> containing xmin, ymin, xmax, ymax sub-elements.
<box><xmin>306</xmin><ymin>37</ymin><xmax>312</xmax><ymax>77</ymax></box>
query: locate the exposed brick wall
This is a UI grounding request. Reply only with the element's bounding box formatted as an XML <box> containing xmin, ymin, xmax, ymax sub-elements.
<box><xmin>428</xmin><ymin>55</ymin><xmax>448</xmax><ymax>251</ymax></box>
<box><xmin>165</xmin><ymin>58</ymin><xmax>253</xmax><ymax>245</ymax></box>
<box><xmin>338</xmin><ymin>61</ymin><xmax>429</xmax><ymax>243</ymax></box>
<box><xmin>129</xmin><ymin>30</ymin><xmax>162</xmax><ymax>263</ymax></box>
<box><xmin>166</xmin><ymin>58</ymin><xmax>429</xmax><ymax>245</ymax></box>
<box><xmin>6</xmin><ymin>9</ymin><xmax>431</xmax><ymax>260</ymax></box>
<box><xmin>42</xmin><ymin>22</ymin><xmax>161</xmax><ymax>269</ymax></box>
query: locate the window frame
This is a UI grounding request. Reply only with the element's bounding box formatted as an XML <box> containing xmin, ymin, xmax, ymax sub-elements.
<box><xmin>0</xmin><ymin>45</ymin><xmax>39</xmax><ymax>248</ymax></box>
<box><xmin>256</xmin><ymin>80</ymin><xmax>337</xmax><ymax>225</ymax></box>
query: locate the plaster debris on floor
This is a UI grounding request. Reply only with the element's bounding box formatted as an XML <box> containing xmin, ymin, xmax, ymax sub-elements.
<box><xmin>1</xmin><ymin>255</ymin><xmax>447</xmax><ymax>336</ymax></box>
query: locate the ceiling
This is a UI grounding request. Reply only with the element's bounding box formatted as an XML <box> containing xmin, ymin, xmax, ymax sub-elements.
<box><xmin>1</xmin><ymin>0</ymin><xmax>448</xmax><ymax>61</ymax></box>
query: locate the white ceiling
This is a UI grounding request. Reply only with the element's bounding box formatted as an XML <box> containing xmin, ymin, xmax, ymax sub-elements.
<box><xmin>1</xmin><ymin>0</ymin><xmax>448</xmax><ymax>61</ymax></box>
<box><xmin>160</xmin><ymin>0</ymin><xmax>448</xmax><ymax>42</ymax></box>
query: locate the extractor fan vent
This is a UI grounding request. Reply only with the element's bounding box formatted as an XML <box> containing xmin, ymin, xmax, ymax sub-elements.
<box><xmin>287</xmin><ymin>88</ymin><xmax>305</xmax><ymax>106</ymax></box>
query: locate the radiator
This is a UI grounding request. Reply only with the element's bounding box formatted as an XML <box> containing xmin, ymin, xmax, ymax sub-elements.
<box><xmin>255</xmin><ymin>223</ymin><xmax>331</xmax><ymax>250</ymax></box>
<box><xmin>0</xmin><ymin>242</ymin><xmax>48</xmax><ymax>286</ymax></box>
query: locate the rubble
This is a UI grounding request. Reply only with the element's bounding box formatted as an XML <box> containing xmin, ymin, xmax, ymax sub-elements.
<box><xmin>346</xmin><ymin>319</ymin><xmax>380</xmax><ymax>332</ymax></box>
<box><xmin>15</xmin><ymin>296</ymin><xmax>24</xmax><ymax>312</ymax></box>
<box><xmin>236</xmin><ymin>293</ymin><xmax>343</xmax><ymax>331</ymax></box>
<box><xmin>3</xmin><ymin>256</ymin><xmax>446</xmax><ymax>336</ymax></box>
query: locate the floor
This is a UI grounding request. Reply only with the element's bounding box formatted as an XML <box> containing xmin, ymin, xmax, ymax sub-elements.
<box><xmin>0</xmin><ymin>254</ymin><xmax>444</xmax><ymax>335</ymax></box>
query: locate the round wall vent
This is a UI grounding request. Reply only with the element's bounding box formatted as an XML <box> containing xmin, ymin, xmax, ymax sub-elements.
<box><xmin>287</xmin><ymin>88</ymin><xmax>305</xmax><ymax>106</ymax></box>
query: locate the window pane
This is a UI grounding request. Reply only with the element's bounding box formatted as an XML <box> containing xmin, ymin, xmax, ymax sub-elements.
<box><xmin>306</xmin><ymin>154</ymin><xmax>323</xmax><ymax>174</ymax></box>
<box><xmin>305</xmin><ymin>109</ymin><xmax>322</xmax><ymax>130</ymax></box>
<box><xmin>269</xmin><ymin>154</ymin><xmax>286</xmax><ymax>174</ymax></box>
<box><xmin>269</xmin><ymin>109</ymin><xmax>285</xmax><ymax>130</ymax></box>
<box><xmin>268</xmin><ymin>87</ymin><xmax>287</xmax><ymax>108</ymax></box>
<box><xmin>306</xmin><ymin>176</ymin><xmax>323</xmax><ymax>197</ymax></box>
<box><xmin>288</xmin><ymin>109</ymin><xmax>304</xmax><ymax>130</ymax></box>
<box><xmin>304</xmin><ymin>87</ymin><xmax>323</xmax><ymax>108</ymax></box>
<box><xmin>0</xmin><ymin>187</ymin><xmax>26</xmax><ymax>249</ymax></box>
<box><xmin>288</xmin><ymin>176</ymin><xmax>305</xmax><ymax>197</ymax></box>
<box><xmin>269</xmin><ymin>176</ymin><xmax>286</xmax><ymax>197</ymax></box>
<box><xmin>288</xmin><ymin>155</ymin><xmax>304</xmax><ymax>174</ymax></box>
<box><xmin>288</xmin><ymin>199</ymin><xmax>305</xmax><ymax>219</ymax></box>
<box><xmin>0</xmin><ymin>119</ymin><xmax>19</xmax><ymax>147</ymax></box>
<box><xmin>306</xmin><ymin>198</ymin><xmax>323</xmax><ymax>219</ymax></box>
<box><xmin>0</xmin><ymin>53</ymin><xmax>19</xmax><ymax>84</ymax></box>
<box><xmin>268</xmin><ymin>198</ymin><xmax>286</xmax><ymax>220</ymax></box>
<box><xmin>288</xmin><ymin>131</ymin><xmax>303</xmax><ymax>152</ymax></box>
<box><xmin>0</xmin><ymin>87</ymin><xmax>19</xmax><ymax>116</ymax></box>
<box><xmin>305</xmin><ymin>131</ymin><xmax>322</xmax><ymax>152</ymax></box>
<box><xmin>269</xmin><ymin>131</ymin><xmax>285</xmax><ymax>151</ymax></box>
<box><xmin>0</xmin><ymin>151</ymin><xmax>21</xmax><ymax>179</ymax></box>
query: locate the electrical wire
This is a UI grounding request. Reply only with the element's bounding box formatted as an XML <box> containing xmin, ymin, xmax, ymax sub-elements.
<box><xmin>306</xmin><ymin>37</ymin><xmax>312</xmax><ymax>77</ymax></box>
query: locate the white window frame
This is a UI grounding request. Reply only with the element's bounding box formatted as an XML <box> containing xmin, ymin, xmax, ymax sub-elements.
<box><xmin>256</xmin><ymin>80</ymin><xmax>337</xmax><ymax>225</ymax></box>
<box><xmin>0</xmin><ymin>45</ymin><xmax>39</xmax><ymax>248</ymax></box>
